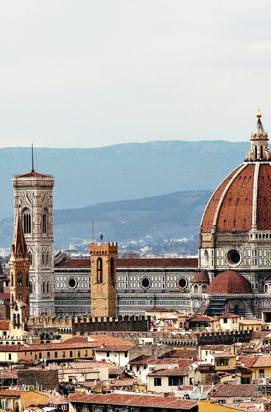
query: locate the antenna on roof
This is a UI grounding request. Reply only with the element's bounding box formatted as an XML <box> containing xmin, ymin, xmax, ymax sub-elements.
<box><xmin>31</xmin><ymin>143</ymin><xmax>35</xmax><ymax>172</ymax></box>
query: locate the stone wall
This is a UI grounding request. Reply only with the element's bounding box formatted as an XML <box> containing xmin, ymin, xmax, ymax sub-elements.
<box><xmin>17</xmin><ymin>369</ymin><xmax>59</xmax><ymax>391</ymax></box>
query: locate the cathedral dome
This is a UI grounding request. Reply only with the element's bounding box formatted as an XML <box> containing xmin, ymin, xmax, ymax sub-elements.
<box><xmin>191</xmin><ymin>271</ymin><xmax>209</xmax><ymax>284</ymax></box>
<box><xmin>207</xmin><ymin>270</ymin><xmax>252</xmax><ymax>295</ymax></box>
<box><xmin>201</xmin><ymin>112</ymin><xmax>271</xmax><ymax>234</ymax></box>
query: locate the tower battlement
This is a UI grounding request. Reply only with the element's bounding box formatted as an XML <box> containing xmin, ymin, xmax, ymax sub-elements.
<box><xmin>90</xmin><ymin>242</ymin><xmax>118</xmax><ymax>255</ymax></box>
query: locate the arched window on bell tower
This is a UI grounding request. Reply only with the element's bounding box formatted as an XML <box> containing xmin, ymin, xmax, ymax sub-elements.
<box><xmin>22</xmin><ymin>208</ymin><xmax>31</xmax><ymax>234</ymax></box>
<box><xmin>97</xmin><ymin>258</ymin><xmax>103</xmax><ymax>284</ymax></box>
<box><xmin>42</xmin><ymin>208</ymin><xmax>49</xmax><ymax>234</ymax></box>
<box><xmin>17</xmin><ymin>272</ymin><xmax>23</xmax><ymax>287</ymax></box>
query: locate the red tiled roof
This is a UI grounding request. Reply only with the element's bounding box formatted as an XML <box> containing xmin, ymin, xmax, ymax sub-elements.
<box><xmin>210</xmin><ymin>383</ymin><xmax>259</xmax><ymax>398</ymax></box>
<box><xmin>0</xmin><ymin>320</ymin><xmax>10</xmax><ymax>331</ymax></box>
<box><xmin>191</xmin><ymin>271</ymin><xmax>209</xmax><ymax>284</ymax></box>
<box><xmin>68</xmin><ymin>393</ymin><xmax>197</xmax><ymax>409</ymax></box>
<box><xmin>207</xmin><ymin>270</ymin><xmax>252</xmax><ymax>295</ymax></box>
<box><xmin>164</xmin><ymin>349</ymin><xmax>198</xmax><ymax>359</ymax></box>
<box><xmin>202</xmin><ymin>162</ymin><xmax>271</xmax><ymax>234</ymax></box>
<box><xmin>0</xmin><ymin>389</ymin><xmax>27</xmax><ymax>396</ymax></box>
<box><xmin>0</xmin><ymin>340</ymin><xmax>99</xmax><ymax>352</ymax></box>
<box><xmin>95</xmin><ymin>345</ymin><xmax>133</xmax><ymax>352</ymax></box>
<box><xmin>55</xmin><ymin>257</ymin><xmax>198</xmax><ymax>269</ymax></box>
<box><xmin>16</xmin><ymin>170</ymin><xmax>50</xmax><ymax>178</ymax></box>
<box><xmin>148</xmin><ymin>367</ymin><xmax>188</xmax><ymax>377</ymax></box>
<box><xmin>201</xmin><ymin>165</ymin><xmax>243</xmax><ymax>233</ymax></box>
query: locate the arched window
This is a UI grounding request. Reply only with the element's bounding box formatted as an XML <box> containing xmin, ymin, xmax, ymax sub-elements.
<box><xmin>46</xmin><ymin>281</ymin><xmax>50</xmax><ymax>294</ymax></box>
<box><xmin>42</xmin><ymin>281</ymin><xmax>46</xmax><ymax>294</ymax></box>
<box><xmin>28</xmin><ymin>251</ymin><xmax>32</xmax><ymax>266</ymax></box>
<box><xmin>42</xmin><ymin>252</ymin><xmax>49</xmax><ymax>267</ymax></box>
<box><xmin>22</xmin><ymin>208</ymin><xmax>31</xmax><ymax>234</ymax></box>
<box><xmin>110</xmin><ymin>257</ymin><xmax>115</xmax><ymax>285</ymax></box>
<box><xmin>29</xmin><ymin>281</ymin><xmax>33</xmax><ymax>294</ymax></box>
<box><xmin>17</xmin><ymin>272</ymin><xmax>23</xmax><ymax>287</ymax></box>
<box><xmin>97</xmin><ymin>258</ymin><xmax>103</xmax><ymax>284</ymax></box>
<box><xmin>42</xmin><ymin>208</ymin><xmax>49</xmax><ymax>234</ymax></box>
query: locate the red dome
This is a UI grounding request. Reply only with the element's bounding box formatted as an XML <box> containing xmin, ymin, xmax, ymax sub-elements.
<box><xmin>207</xmin><ymin>270</ymin><xmax>252</xmax><ymax>295</ymax></box>
<box><xmin>191</xmin><ymin>271</ymin><xmax>209</xmax><ymax>284</ymax></box>
<box><xmin>201</xmin><ymin>162</ymin><xmax>271</xmax><ymax>233</ymax></box>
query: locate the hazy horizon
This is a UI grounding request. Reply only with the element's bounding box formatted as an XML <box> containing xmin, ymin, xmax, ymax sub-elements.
<box><xmin>0</xmin><ymin>1</ymin><xmax>270</xmax><ymax>148</ymax></box>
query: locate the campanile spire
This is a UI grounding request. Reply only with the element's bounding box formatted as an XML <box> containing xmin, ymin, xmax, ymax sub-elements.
<box><xmin>246</xmin><ymin>110</ymin><xmax>271</xmax><ymax>161</ymax></box>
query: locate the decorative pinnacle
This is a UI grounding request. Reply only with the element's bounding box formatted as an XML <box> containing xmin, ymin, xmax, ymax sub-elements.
<box><xmin>257</xmin><ymin>108</ymin><xmax>262</xmax><ymax>119</ymax></box>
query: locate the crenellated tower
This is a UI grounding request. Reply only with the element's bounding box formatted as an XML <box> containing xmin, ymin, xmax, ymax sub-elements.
<box><xmin>90</xmin><ymin>242</ymin><xmax>118</xmax><ymax>317</ymax></box>
<box><xmin>12</xmin><ymin>166</ymin><xmax>55</xmax><ymax>317</ymax></box>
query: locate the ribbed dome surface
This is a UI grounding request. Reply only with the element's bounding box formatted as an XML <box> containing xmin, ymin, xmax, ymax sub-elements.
<box><xmin>207</xmin><ymin>270</ymin><xmax>252</xmax><ymax>295</ymax></box>
<box><xmin>191</xmin><ymin>271</ymin><xmax>209</xmax><ymax>284</ymax></box>
<box><xmin>201</xmin><ymin>163</ymin><xmax>271</xmax><ymax>233</ymax></box>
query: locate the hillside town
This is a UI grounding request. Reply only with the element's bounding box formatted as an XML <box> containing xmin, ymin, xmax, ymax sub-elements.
<box><xmin>0</xmin><ymin>112</ymin><xmax>268</xmax><ymax>412</ymax></box>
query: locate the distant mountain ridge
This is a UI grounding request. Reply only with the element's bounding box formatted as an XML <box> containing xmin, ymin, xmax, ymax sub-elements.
<box><xmin>0</xmin><ymin>189</ymin><xmax>212</xmax><ymax>251</ymax></box>
<box><xmin>0</xmin><ymin>140</ymin><xmax>247</xmax><ymax>217</ymax></box>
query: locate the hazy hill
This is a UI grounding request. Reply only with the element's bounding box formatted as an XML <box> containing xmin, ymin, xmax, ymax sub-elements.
<box><xmin>0</xmin><ymin>140</ymin><xmax>247</xmax><ymax>216</ymax></box>
<box><xmin>0</xmin><ymin>189</ymin><xmax>211</xmax><ymax>251</ymax></box>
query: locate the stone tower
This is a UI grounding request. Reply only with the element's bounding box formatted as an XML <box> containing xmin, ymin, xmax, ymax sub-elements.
<box><xmin>12</xmin><ymin>168</ymin><xmax>55</xmax><ymax>317</ymax></box>
<box><xmin>90</xmin><ymin>242</ymin><xmax>118</xmax><ymax>317</ymax></box>
<box><xmin>9</xmin><ymin>213</ymin><xmax>30</xmax><ymax>332</ymax></box>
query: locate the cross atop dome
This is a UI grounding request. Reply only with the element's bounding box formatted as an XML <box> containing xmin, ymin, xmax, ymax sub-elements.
<box><xmin>245</xmin><ymin>110</ymin><xmax>271</xmax><ymax>162</ymax></box>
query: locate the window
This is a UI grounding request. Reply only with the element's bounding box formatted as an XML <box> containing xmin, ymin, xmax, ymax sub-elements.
<box><xmin>47</xmin><ymin>352</ymin><xmax>50</xmax><ymax>359</ymax></box>
<box><xmin>62</xmin><ymin>351</ymin><xmax>66</xmax><ymax>358</ymax></box>
<box><xmin>54</xmin><ymin>352</ymin><xmax>57</xmax><ymax>358</ymax></box>
<box><xmin>259</xmin><ymin>369</ymin><xmax>265</xmax><ymax>378</ymax></box>
<box><xmin>70</xmin><ymin>351</ymin><xmax>73</xmax><ymax>357</ymax></box>
<box><xmin>107</xmin><ymin>351</ymin><xmax>110</xmax><ymax>357</ymax></box>
<box><xmin>85</xmin><ymin>350</ymin><xmax>88</xmax><ymax>357</ymax></box>
<box><xmin>223</xmin><ymin>318</ymin><xmax>228</xmax><ymax>324</ymax></box>
<box><xmin>8</xmin><ymin>354</ymin><xmax>11</xmax><ymax>360</ymax></box>
<box><xmin>168</xmin><ymin>376</ymin><xmax>183</xmax><ymax>386</ymax></box>
<box><xmin>216</xmin><ymin>358</ymin><xmax>229</xmax><ymax>366</ymax></box>
<box><xmin>42</xmin><ymin>208</ymin><xmax>49</xmax><ymax>234</ymax></box>
<box><xmin>22</xmin><ymin>208</ymin><xmax>31</xmax><ymax>234</ymax></box>
<box><xmin>29</xmin><ymin>281</ymin><xmax>33</xmax><ymax>294</ymax></box>
<box><xmin>97</xmin><ymin>258</ymin><xmax>103</xmax><ymax>283</ymax></box>
<box><xmin>77</xmin><ymin>350</ymin><xmax>81</xmax><ymax>357</ymax></box>
<box><xmin>17</xmin><ymin>272</ymin><xmax>23</xmax><ymax>287</ymax></box>
<box><xmin>154</xmin><ymin>377</ymin><xmax>161</xmax><ymax>386</ymax></box>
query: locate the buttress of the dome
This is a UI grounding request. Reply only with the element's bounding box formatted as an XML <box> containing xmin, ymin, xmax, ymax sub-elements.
<box><xmin>246</xmin><ymin>111</ymin><xmax>271</xmax><ymax>161</ymax></box>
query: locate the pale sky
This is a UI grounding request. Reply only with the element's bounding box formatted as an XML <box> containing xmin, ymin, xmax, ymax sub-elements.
<box><xmin>0</xmin><ymin>0</ymin><xmax>270</xmax><ymax>147</ymax></box>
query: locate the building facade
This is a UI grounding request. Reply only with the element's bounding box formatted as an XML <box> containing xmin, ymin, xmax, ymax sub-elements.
<box><xmin>12</xmin><ymin>169</ymin><xmax>55</xmax><ymax>317</ymax></box>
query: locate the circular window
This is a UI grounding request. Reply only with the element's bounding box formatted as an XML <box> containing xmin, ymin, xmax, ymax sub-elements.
<box><xmin>178</xmin><ymin>278</ymin><xmax>187</xmax><ymax>289</ymax></box>
<box><xmin>141</xmin><ymin>277</ymin><xmax>151</xmax><ymax>289</ymax></box>
<box><xmin>68</xmin><ymin>277</ymin><xmax>77</xmax><ymax>289</ymax></box>
<box><xmin>227</xmin><ymin>249</ymin><xmax>241</xmax><ymax>265</ymax></box>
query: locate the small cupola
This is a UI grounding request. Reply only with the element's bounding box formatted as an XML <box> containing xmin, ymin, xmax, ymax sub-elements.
<box><xmin>246</xmin><ymin>110</ymin><xmax>271</xmax><ymax>161</ymax></box>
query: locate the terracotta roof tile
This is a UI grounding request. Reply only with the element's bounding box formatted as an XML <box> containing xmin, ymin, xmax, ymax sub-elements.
<box><xmin>68</xmin><ymin>393</ymin><xmax>197</xmax><ymax>409</ymax></box>
<box><xmin>55</xmin><ymin>257</ymin><xmax>198</xmax><ymax>269</ymax></box>
<box><xmin>207</xmin><ymin>270</ymin><xmax>252</xmax><ymax>295</ymax></box>
<box><xmin>210</xmin><ymin>383</ymin><xmax>259</xmax><ymax>398</ymax></box>
<box><xmin>148</xmin><ymin>367</ymin><xmax>188</xmax><ymax>377</ymax></box>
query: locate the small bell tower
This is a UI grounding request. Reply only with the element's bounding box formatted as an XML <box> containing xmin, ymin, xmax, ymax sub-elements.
<box><xmin>90</xmin><ymin>242</ymin><xmax>118</xmax><ymax>317</ymax></box>
<box><xmin>9</xmin><ymin>213</ymin><xmax>30</xmax><ymax>332</ymax></box>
